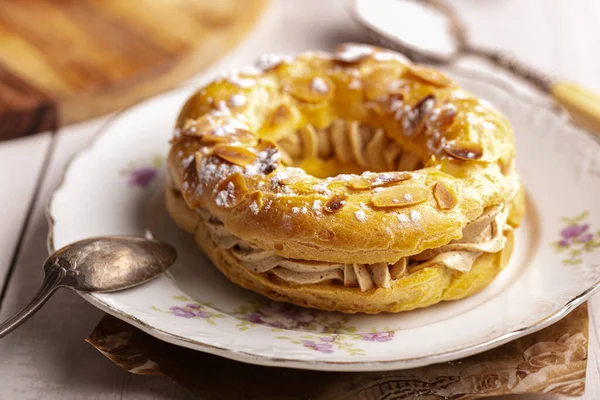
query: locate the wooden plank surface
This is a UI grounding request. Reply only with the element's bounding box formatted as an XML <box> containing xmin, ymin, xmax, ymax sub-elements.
<box><xmin>0</xmin><ymin>0</ymin><xmax>599</xmax><ymax>398</ymax></box>
<box><xmin>0</xmin><ymin>133</ymin><xmax>52</xmax><ymax>297</ymax></box>
<box><xmin>0</xmin><ymin>0</ymin><xmax>268</xmax><ymax>140</ymax></box>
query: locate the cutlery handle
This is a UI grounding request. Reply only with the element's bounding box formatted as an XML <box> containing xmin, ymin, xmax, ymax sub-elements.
<box><xmin>551</xmin><ymin>82</ymin><xmax>600</xmax><ymax>134</ymax></box>
<box><xmin>467</xmin><ymin>46</ymin><xmax>600</xmax><ymax>135</ymax></box>
<box><xmin>465</xmin><ymin>45</ymin><xmax>553</xmax><ymax>92</ymax></box>
<box><xmin>0</xmin><ymin>266</ymin><xmax>64</xmax><ymax>338</ymax></box>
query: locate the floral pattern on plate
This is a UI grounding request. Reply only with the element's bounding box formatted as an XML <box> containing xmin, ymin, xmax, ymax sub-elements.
<box><xmin>120</xmin><ymin>154</ymin><xmax>164</xmax><ymax>188</ymax></box>
<box><xmin>552</xmin><ymin>211</ymin><xmax>600</xmax><ymax>265</ymax></box>
<box><xmin>230</xmin><ymin>299</ymin><xmax>357</xmax><ymax>333</ymax></box>
<box><xmin>154</xmin><ymin>297</ymin><xmax>396</xmax><ymax>354</ymax></box>
<box><xmin>152</xmin><ymin>296</ymin><xmax>226</xmax><ymax>326</ymax></box>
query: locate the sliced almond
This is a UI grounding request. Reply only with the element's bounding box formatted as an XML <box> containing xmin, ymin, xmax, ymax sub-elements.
<box><xmin>214</xmin><ymin>145</ymin><xmax>257</xmax><ymax>167</ymax></box>
<box><xmin>288</xmin><ymin>76</ymin><xmax>334</xmax><ymax>103</ymax></box>
<box><xmin>324</xmin><ymin>194</ymin><xmax>347</xmax><ymax>213</ymax></box>
<box><xmin>201</xmin><ymin>129</ymin><xmax>254</xmax><ymax>144</ymax></box>
<box><xmin>215</xmin><ymin>173</ymin><xmax>248</xmax><ymax>208</ymax></box>
<box><xmin>347</xmin><ymin>177</ymin><xmax>372</xmax><ymax>190</ymax></box>
<box><xmin>278</xmin><ymin>168</ymin><xmax>306</xmax><ymax>185</ymax></box>
<box><xmin>246</xmin><ymin>191</ymin><xmax>264</xmax><ymax>211</ymax></box>
<box><xmin>443</xmin><ymin>141</ymin><xmax>484</xmax><ymax>161</ymax></box>
<box><xmin>408</xmin><ymin>65</ymin><xmax>453</xmax><ymax>87</ymax></box>
<box><xmin>348</xmin><ymin>172</ymin><xmax>412</xmax><ymax>190</ymax></box>
<box><xmin>401</xmin><ymin>95</ymin><xmax>436</xmax><ymax>138</ymax></box>
<box><xmin>363</xmin><ymin>67</ymin><xmax>403</xmax><ymax>101</ymax></box>
<box><xmin>371</xmin><ymin>182</ymin><xmax>430</xmax><ymax>208</ymax></box>
<box><xmin>433</xmin><ymin>181</ymin><xmax>458</xmax><ymax>210</ymax></box>
<box><xmin>429</xmin><ymin>103</ymin><xmax>457</xmax><ymax>132</ymax></box>
<box><xmin>181</xmin><ymin>118</ymin><xmax>198</xmax><ymax>135</ymax></box>
<box><xmin>254</xmin><ymin>139</ymin><xmax>280</xmax><ymax>174</ymax></box>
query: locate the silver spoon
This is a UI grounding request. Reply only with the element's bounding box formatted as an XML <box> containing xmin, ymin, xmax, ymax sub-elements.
<box><xmin>0</xmin><ymin>236</ymin><xmax>176</xmax><ymax>338</ymax></box>
<box><xmin>351</xmin><ymin>0</ymin><xmax>600</xmax><ymax>133</ymax></box>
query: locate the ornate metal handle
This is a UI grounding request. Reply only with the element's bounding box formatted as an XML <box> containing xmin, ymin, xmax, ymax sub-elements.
<box><xmin>0</xmin><ymin>265</ymin><xmax>65</xmax><ymax>338</ymax></box>
<box><xmin>465</xmin><ymin>45</ymin><xmax>553</xmax><ymax>93</ymax></box>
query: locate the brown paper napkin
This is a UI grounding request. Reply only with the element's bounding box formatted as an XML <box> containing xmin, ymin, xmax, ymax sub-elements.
<box><xmin>87</xmin><ymin>304</ymin><xmax>588</xmax><ymax>399</ymax></box>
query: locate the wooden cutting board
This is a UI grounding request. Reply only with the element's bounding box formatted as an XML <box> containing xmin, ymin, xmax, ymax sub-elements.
<box><xmin>0</xmin><ymin>0</ymin><xmax>268</xmax><ymax>141</ymax></box>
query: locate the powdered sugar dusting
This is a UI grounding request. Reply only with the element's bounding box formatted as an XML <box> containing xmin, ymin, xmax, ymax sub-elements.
<box><xmin>348</xmin><ymin>79</ymin><xmax>361</xmax><ymax>90</ymax></box>
<box><xmin>249</xmin><ymin>201</ymin><xmax>260</xmax><ymax>215</ymax></box>
<box><xmin>226</xmin><ymin>75</ymin><xmax>255</xmax><ymax>88</ymax></box>
<box><xmin>311</xmin><ymin>182</ymin><xmax>332</xmax><ymax>195</ymax></box>
<box><xmin>397</xmin><ymin>213</ymin><xmax>410</xmax><ymax>224</ymax></box>
<box><xmin>216</xmin><ymin>181</ymin><xmax>236</xmax><ymax>207</ymax></box>
<box><xmin>181</xmin><ymin>154</ymin><xmax>195</xmax><ymax>169</ymax></box>
<box><xmin>245</xmin><ymin>147</ymin><xmax>280</xmax><ymax>176</ymax></box>
<box><xmin>312</xmin><ymin>200</ymin><xmax>323</xmax><ymax>215</ymax></box>
<box><xmin>255</xmin><ymin>53</ymin><xmax>291</xmax><ymax>71</ymax></box>
<box><xmin>311</xmin><ymin>77</ymin><xmax>329</xmax><ymax>93</ymax></box>
<box><xmin>354</xmin><ymin>209</ymin><xmax>367</xmax><ymax>222</ymax></box>
<box><xmin>229</xmin><ymin>94</ymin><xmax>247</xmax><ymax>107</ymax></box>
<box><xmin>199</xmin><ymin>158</ymin><xmax>242</xmax><ymax>185</ymax></box>
<box><xmin>410</xmin><ymin>210</ymin><xmax>421</xmax><ymax>222</ymax></box>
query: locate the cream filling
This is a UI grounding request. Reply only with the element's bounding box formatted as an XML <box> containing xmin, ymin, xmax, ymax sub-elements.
<box><xmin>198</xmin><ymin>204</ymin><xmax>509</xmax><ymax>292</ymax></box>
<box><xmin>277</xmin><ymin>120</ymin><xmax>424</xmax><ymax>173</ymax></box>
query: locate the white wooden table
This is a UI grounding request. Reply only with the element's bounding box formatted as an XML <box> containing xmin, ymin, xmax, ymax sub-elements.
<box><xmin>0</xmin><ymin>0</ymin><xmax>598</xmax><ymax>398</ymax></box>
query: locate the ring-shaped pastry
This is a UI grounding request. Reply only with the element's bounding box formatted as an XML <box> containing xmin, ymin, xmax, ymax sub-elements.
<box><xmin>167</xmin><ymin>44</ymin><xmax>524</xmax><ymax>313</ymax></box>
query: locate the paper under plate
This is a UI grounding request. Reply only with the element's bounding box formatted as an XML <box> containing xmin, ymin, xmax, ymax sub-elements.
<box><xmin>48</xmin><ymin>67</ymin><xmax>600</xmax><ymax>371</ymax></box>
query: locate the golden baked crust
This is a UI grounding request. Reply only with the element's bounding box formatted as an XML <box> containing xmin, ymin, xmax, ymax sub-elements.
<box><xmin>168</xmin><ymin>44</ymin><xmax>518</xmax><ymax>264</ymax></box>
<box><xmin>166</xmin><ymin>43</ymin><xmax>524</xmax><ymax>313</ymax></box>
<box><xmin>166</xmin><ymin>186</ymin><xmax>523</xmax><ymax>313</ymax></box>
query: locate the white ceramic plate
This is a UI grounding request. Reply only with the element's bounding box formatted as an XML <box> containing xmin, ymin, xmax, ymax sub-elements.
<box><xmin>48</xmin><ymin>67</ymin><xmax>600</xmax><ymax>371</ymax></box>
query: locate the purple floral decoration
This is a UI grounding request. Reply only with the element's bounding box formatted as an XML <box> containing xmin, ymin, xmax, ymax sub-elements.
<box><xmin>553</xmin><ymin>212</ymin><xmax>600</xmax><ymax>265</ymax></box>
<box><xmin>127</xmin><ymin>167</ymin><xmax>158</xmax><ymax>188</ymax></box>
<box><xmin>361</xmin><ymin>331</ymin><xmax>395</xmax><ymax>342</ymax></box>
<box><xmin>152</xmin><ymin>296</ymin><xmax>225</xmax><ymax>326</ymax></box>
<box><xmin>302</xmin><ymin>337</ymin><xmax>335</xmax><ymax>353</ymax></box>
<box><xmin>120</xmin><ymin>155</ymin><xmax>163</xmax><ymax>188</ymax></box>
<box><xmin>558</xmin><ymin>224</ymin><xmax>592</xmax><ymax>247</ymax></box>
<box><xmin>237</xmin><ymin>301</ymin><xmax>320</xmax><ymax>331</ymax></box>
<box><xmin>169</xmin><ymin>304</ymin><xmax>211</xmax><ymax>319</ymax></box>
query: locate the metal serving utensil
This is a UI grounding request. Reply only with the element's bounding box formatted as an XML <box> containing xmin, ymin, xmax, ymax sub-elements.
<box><xmin>351</xmin><ymin>0</ymin><xmax>600</xmax><ymax>133</ymax></box>
<box><xmin>0</xmin><ymin>236</ymin><xmax>177</xmax><ymax>338</ymax></box>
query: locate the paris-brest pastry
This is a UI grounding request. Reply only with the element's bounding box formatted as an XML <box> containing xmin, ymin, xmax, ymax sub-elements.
<box><xmin>166</xmin><ymin>44</ymin><xmax>524</xmax><ymax>314</ymax></box>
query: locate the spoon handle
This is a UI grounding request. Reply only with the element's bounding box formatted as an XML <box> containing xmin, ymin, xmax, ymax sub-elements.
<box><xmin>465</xmin><ymin>46</ymin><xmax>553</xmax><ymax>92</ymax></box>
<box><xmin>551</xmin><ymin>82</ymin><xmax>600</xmax><ymax>134</ymax></box>
<box><xmin>466</xmin><ymin>46</ymin><xmax>600</xmax><ymax>134</ymax></box>
<box><xmin>0</xmin><ymin>266</ymin><xmax>64</xmax><ymax>338</ymax></box>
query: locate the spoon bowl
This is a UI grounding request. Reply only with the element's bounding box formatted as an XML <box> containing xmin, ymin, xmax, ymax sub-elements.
<box><xmin>49</xmin><ymin>236</ymin><xmax>177</xmax><ymax>292</ymax></box>
<box><xmin>0</xmin><ymin>236</ymin><xmax>176</xmax><ymax>338</ymax></box>
<box><xmin>351</xmin><ymin>0</ymin><xmax>467</xmax><ymax>64</ymax></box>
